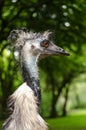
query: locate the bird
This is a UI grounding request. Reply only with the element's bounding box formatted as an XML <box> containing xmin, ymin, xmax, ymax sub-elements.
<box><xmin>2</xmin><ymin>27</ymin><xmax>69</xmax><ymax>130</ymax></box>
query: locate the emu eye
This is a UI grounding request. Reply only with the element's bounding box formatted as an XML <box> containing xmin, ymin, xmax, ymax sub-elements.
<box><xmin>41</xmin><ymin>40</ymin><xmax>49</xmax><ymax>48</ymax></box>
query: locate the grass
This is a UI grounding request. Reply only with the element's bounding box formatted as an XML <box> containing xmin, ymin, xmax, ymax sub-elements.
<box><xmin>47</xmin><ymin>115</ymin><xmax>86</xmax><ymax>130</ymax></box>
<box><xmin>0</xmin><ymin>115</ymin><xmax>86</xmax><ymax>130</ymax></box>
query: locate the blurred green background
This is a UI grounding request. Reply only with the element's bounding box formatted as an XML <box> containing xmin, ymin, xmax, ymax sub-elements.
<box><xmin>0</xmin><ymin>0</ymin><xmax>86</xmax><ymax>130</ymax></box>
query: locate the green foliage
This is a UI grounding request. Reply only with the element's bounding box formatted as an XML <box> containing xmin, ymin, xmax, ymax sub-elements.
<box><xmin>0</xmin><ymin>120</ymin><xmax>3</xmax><ymax>130</ymax></box>
<box><xmin>0</xmin><ymin>0</ymin><xmax>86</xmax><ymax>118</ymax></box>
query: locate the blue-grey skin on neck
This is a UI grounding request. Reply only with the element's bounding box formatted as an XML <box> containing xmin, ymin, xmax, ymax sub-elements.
<box><xmin>21</xmin><ymin>62</ymin><xmax>41</xmax><ymax>107</ymax></box>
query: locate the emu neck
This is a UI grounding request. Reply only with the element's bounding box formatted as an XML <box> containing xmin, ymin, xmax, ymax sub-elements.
<box><xmin>21</xmin><ymin>53</ymin><xmax>41</xmax><ymax>107</ymax></box>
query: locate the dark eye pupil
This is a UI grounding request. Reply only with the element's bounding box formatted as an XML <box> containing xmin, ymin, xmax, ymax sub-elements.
<box><xmin>44</xmin><ymin>42</ymin><xmax>48</xmax><ymax>45</ymax></box>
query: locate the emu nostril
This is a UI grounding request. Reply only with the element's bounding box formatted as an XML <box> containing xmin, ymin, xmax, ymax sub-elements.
<box><xmin>57</xmin><ymin>47</ymin><xmax>70</xmax><ymax>56</ymax></box>
<box><xmin>58</xmin><ymin>48</ymin><xmax>64</xmax><ymax>52</ymax></box>
<box><xmin>62</xmin><ymin>49</ymin><xmax>65</xmax><ymax>52</ymax></box>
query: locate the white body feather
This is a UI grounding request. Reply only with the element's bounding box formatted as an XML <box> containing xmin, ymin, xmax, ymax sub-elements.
<box><xmin>3</xmin><ymin>83</ymin><xmax>48</xmax><ymax>130</ymax></box>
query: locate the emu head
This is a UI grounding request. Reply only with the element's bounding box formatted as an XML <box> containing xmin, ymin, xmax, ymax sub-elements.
<box><xmin>8</xmin><ymin>27</ymin><xmax>69</xmax><ymax>61</ymax></box>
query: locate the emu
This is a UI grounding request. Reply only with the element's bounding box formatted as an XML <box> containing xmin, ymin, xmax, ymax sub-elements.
<box><xmin>3</xmin><ymin>28</ymin><xmax>69</xmax><ymax>130</ymax></box>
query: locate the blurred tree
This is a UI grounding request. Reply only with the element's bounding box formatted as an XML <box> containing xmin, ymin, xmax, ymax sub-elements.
<box><xmin>0</xmin><ymin>0</ymin><xmax>86</xmax><ymax>118</ymax></box>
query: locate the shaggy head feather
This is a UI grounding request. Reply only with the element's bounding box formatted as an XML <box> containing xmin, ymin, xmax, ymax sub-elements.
<box><xmin>8</xmin><ymin>28</ymin><xmax>52</xmax><ymax>50</ymax></box>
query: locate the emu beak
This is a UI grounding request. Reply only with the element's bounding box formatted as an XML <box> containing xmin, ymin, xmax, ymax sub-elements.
<box><xmin>44</xmin><ymin>43</ymin><xmax>70</xmax><ymax>56</ymax></box>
